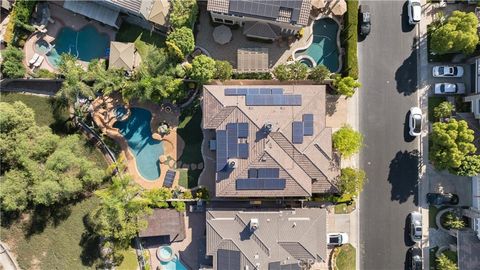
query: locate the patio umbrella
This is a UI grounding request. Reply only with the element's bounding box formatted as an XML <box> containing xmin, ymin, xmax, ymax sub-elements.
<box><xmin>213</xmin><ymin>25</ymin><xmax>232</xmax><ymax>45</ymax></box>
<box><xmin>311</xmin><ymin>0</ymin><xmax>326</xmax><ymax>9</ymax></box>
<box><xmin>329</xmin><ymin>0</ymin><xmax>347</xmax><ymax>16</ymax></box>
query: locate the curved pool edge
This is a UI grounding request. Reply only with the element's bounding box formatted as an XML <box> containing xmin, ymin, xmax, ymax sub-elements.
<box><xmin>292</xmin><ymin>15</ymin><xmax>343</xmax><ymax>74</ymax></box>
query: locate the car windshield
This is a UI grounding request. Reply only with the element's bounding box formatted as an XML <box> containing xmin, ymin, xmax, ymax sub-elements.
<box><xmin>440</xmin><ymin>84</ymin><xmax>445</xmax><ymax>92</ymax></box>
<box><xmin>330</xmin><ymin>236</ymin><xmax>340</xmax><ymax>243</ymax></box>
<box><xmin>413</xmin><ymin>116</ymin><xmax>421</xmax><ymax>132</ymax></box>
<box><xmin>363</xmin><ymin>13</ymin><xmax>370</xmax><ymax>22</ymax></box>
<box><xmin>438</xmin><ymin>67</ymin><xmax>444</xmax><ymax>74</ymax></box>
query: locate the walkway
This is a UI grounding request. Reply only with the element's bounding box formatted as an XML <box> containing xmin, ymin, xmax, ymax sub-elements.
<box><xmin>0</xmin><ymin>242</ymin><xmax>18</xmax><ymax>270</ymax></box>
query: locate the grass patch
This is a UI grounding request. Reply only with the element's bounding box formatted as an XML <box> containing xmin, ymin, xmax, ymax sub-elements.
<box><xmin>334</xmin><ymin>201</ymin><xmax>356</xmax><ymax>214</ymax></box>
<box><xmin>178</xmin><ymin>169</ymin><xmax>202</xmax><ymax>189</ymax></box>
<box><xmin>335</xmin><ymin>244</ymin><xmax>356</xmax><ymax>270</ymax></box>
<box><xmin>0</xmin><ymin>196</ymin><xmax>102</xmax><ymax>269</ymax></box>
<box><xmin>429</xmin><ymin>205</ymin><xmax>439</xmax><ymax>229</ymax></box>
<box><xmin>177</xmin><ymin>103</ymin><xmax>204</xmax><ymax>164</ymax></box>
<box><xmin>428</xmin><ymin>96</ymin><xmax>446</xmax><ymax>122</ymax></box>
<box><xmin>117</xmin><ymin>249</ymin><xmax>138</xmax><ymax>270</ymax></box>
<box><xmin>341</xmin><ymin>0</ymin><xmax>359</xmax><ymax>79</ymax></box>
<box><xmin>116</xmin><ymin>21</ymin><xmax>165</xmax><ymax>48</ymax></box>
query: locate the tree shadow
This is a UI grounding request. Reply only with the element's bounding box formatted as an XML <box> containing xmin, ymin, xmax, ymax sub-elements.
<box><xmin>401</xmin><ymin>2</ymin><xmax>415</xmax><ymax>33</ymax></box>
<box><xmin>24</xmin><ymin>204</ymin><xmax>72</xmax><ymax>238</ymax></box>
<box><xmin>388</xmin><ymin>150</ymin><xmax>419</xmax><ymax>205</ymax></box>
<box><xmin>326</xmin><ymin>95</ymin><xmax>341</xmax><ymax>117</ymax></box>
<box><xmin>48</xmin><ymin>97</ymin><xmax>75</xmax><ymax>135</ymax></box>
<box><xmin>395</xmin><ymin>48</ymin><xmax>418</xmax><ymax>96</ymax></box>
<box><xmin>404</xmin><ymin>111</ymin><xmax>415</xmax><ymax>143</ymax></box>
<box><xmin>79</xmin><ymin>214</ymin><xmax>102</xmax><ymax>267</ymax></box>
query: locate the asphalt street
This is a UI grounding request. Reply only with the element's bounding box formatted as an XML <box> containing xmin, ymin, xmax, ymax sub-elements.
<box><xmin>358</xmin><ymin>1</ymin><xmax>420</xmax><ymax>270</ymax></box>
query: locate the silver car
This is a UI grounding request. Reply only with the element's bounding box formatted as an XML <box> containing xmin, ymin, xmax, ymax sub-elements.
<box><xmin>432</xmin><ymin>66</ymin><xmax>464</xmax><ymax>77</ymax></box>
<box><xmin>410</xmin><ymin>211</ymin><xmax>422</xmax><ymax>242</ymax></box>
<box><xmin>434</xmin><ymin>83</ymin><xmax>466</xmax><ymax>95</ymax></box>
<box><xmin>409</xmin><ymin>107</ymin><xmax>422</xmax><ymax>137</ymax></box>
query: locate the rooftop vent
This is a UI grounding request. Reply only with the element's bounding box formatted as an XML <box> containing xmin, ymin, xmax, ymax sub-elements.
<box><xmin>228</xmin><ymin>159</ymin><xmax>237</xmax><ymax>169</ymax></box>
<box><xmin>263</xmin><ymin>122</ymin><xmax>273</xmax><ymax>134</ymax></box>
<box><xmin>250</xmin><ymin>218</ymin><xmax>259</xmax><ymax>231</ymax></box>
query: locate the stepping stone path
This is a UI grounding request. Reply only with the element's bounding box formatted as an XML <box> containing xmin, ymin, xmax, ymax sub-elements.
<box><xmin>197</xmin><ymin>162</ymin><xmax>204</xmax><ymax>170</ymax></box>
<box><xmin>190</xmin><ymin>164</ymin><xmax>197</xmax><ymax>170</ymax></box>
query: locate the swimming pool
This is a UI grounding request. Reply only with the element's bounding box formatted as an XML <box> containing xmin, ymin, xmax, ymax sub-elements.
<box><xmin>294</xmin><ymin>18</ymin><xmax>341</xmax><ymax>72</ymax></box>
<box><xmin>35</xmin><ymin>25</ymin><xmax>110</xmax><ymax>67</ymax></box>
<box><xmin>113</xmin><ymin>107</ymin><xmax>164</xmax><ymax>180</ymax></box>
<box><xmin>160</xmin><ymin>257</ymin><xmax>188</xmax><ymax>270</ymax></box>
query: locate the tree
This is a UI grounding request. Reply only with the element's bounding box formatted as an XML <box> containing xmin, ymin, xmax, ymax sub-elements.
<box><xmin>1</xmin><ymin>45</ymin><xmax>25</xmax><ymax>78</ymax></box>
<box><xmin>56</xmin><ymin>54</ymin><xmax>93</xmax><ymax>103</ymax></box>
<box><xmin>171</xmin><ymin>201</ymin><xmax>186</xmax><ymax>212</ymax></box>
<box><xmin>333</xmin><ymin>76</ymin><xmax>361</xmax><ymax>98</ymax></box>
<box><xmin>90</xmin><ymin>175</ymin><xmax>151</xmax><ymax>248</ymax></box>
<box><xmin>273</xmin><ymin>61</ymin><xmax>309</xmax><ymax>81</ymax></box>
<box><xmin>144</xmin><ymin>188</ymin><xmax>172</xmax><ymax>208</ymax></box>
<box><xmin>339</xmin><ymin>167</ymin><xmax>366</xmax><ymax>197</ymax></box>
<box><xmin>0</xmin><ymin>170</ymin><xmax>29</xmax><ymax>211</ymax></box>
<box><xmin>430</xmin><ymin>119</ymin><xmax>476</xmax><ymax>173</ymax></box>
<box><xmin>332</xmin><ymin>125</ymin><xmax>363</xmax><ymax>158</ymax></box>
<box><xmin>142</xmin><ymin>48</ymin><xmax>174</xmax><ymax>77</ymax></box>
<box><xmin>436</xmin><ymin>253</ymin><xmax>458</xmax><ymax>270</ymax></box>
<box><xmin>87</xmin><ymin>59</ymin><xmax>126</xmax><ymax>95</ymax></box>
<box><xmin>214</xmin><ymin>60</ymin><xmax>233</xmax><ymax>81</ymax></box>
<box><xmin>456</xmin><ymin>155</ymin><xmax>480</xmax><ymax>176</ymax></box>
<box><xmin>434</xmin><ymin>101</ymin><xmax>454</xmax><ymax>120</ymax></box>
<box><xmin>443</xmin><ymin>212</ymin><xmax>465</xmax><ymax>230</ymax></box>
<box><xmin>169</xmin><ymin>0</ymin><xmax>198</xmax><ymax>29</ymax></box>
<box><xmin>166</xmin><ymin>27</ymin><xmax>195</xmax><ymax>59</ymax></box>
<box><xmin>190</xmin><ymin>55</ymin><xmax>216</xmax><ymax>84</ymax></box>
<box><xmin>431</xmin><ymin>11</ymin><xmax>479</xmax><ymax>55</ymax></box>
<box><xmin>308</xmin><ymin>64</ymin><xmax>330</xmax><ymax>83</ymax></box>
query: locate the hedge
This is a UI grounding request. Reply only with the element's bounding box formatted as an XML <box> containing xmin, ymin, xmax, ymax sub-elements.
<box><xmin>341</xmin><ymin>0</ymin><xmax>359</xmax><ymax>79</ymax></box>
<box><xmin>232</xmin><ymin>72</ymin><xmax>273</xmax><ymax>80</ymax></box>
<box><xmin>4</xmin><ymin>0</ymin><xmax>37</xmax><ymax>46</ymax></box>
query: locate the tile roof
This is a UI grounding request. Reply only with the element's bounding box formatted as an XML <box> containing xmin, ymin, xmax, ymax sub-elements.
<box><xmin>147</xmin><ymin>0</ymin><xmax>170</xmax><ymax>26</ymax></box>
<box><xmin>202</xmin><ymin>85</ymin><xmax>340</xmax><ymax>197</ymax></box>
<box><xmin>108</xmin><ymin>42</ymin><xmax>140</xmax><ymax>71</ymax></box>
<box><xmin>206</xmin><ymin>208</ymin><xmax>327</xmax><ymax>270</ymax></box>
<box><xmin>207</xmin><ymin>0</ymin><xmax>312</xmax><ymax>26</ymax></box>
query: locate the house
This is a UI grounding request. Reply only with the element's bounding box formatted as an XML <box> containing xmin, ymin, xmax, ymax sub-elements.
<box><xmin>62</xmin><ymin>0</ymin><xmax>170</xmax><ymax>31</ymax></box>
<box><xmin>202</xmin><ymin>85</ymin><xmax>340</xmax><ymax>198</ymax></box>
<box><xmin>206</xmin><ymin>208</ymin><xmax>327</xmax><ymax>270</ymax></box>
<box><xmin>108</xmin><ymin>41</ymin><xmax>141</xmax><ymax>71</ymax></box>
<box><xmin>464</xmin><ymin>57</ymin><xmax>480</xmax><ymax>121</ymax></box>
<box><xmin>139</xmin><ymin>208</ymin><xmax>186</xmax><ymax>243</ymax></box>
<box><xmin>207</xmin><ymin>0</ymin><xmax>312</xmax><ymax>41</ymax></box>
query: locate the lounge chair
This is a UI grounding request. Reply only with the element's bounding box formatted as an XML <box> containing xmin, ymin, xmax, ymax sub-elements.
<box><xmin>29</xmin><ymin>53</ymin><xmax>40</xmax><ymax>65</ymax></box>
<box><xmin>33</xmin><ymin>56</ymin><xmax>44</xmax><ymax>68</ymax></box>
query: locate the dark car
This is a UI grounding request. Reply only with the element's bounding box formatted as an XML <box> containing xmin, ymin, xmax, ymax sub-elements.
<box><xmin>426</xmin><ymin>193</ymin><xmax>459</xmax><ymax>206</ymax></box>
<box><xmin>359</xmin><ymin>5</ymin><xmax>371</xmax><ymax>36</ymax></box>
<box><xmin>410</xmin><ymin>247</ymin><xmax>423</xmax><ymax>270</ymax></box>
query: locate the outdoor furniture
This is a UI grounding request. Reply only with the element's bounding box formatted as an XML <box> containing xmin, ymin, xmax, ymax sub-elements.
<box><xmin>213</xmin><ymin>25</ymin><xmax>232</xmax><ymax>45</ymax></box>
<box><xmin>33</xmin><ymin>55</ymin><xmax>44</xmax><ymax>68</ymax></box>
<box><xmin>29</xmin><ymin>53</ymin><xmax>40</xmax><ymax>65</ymax></box>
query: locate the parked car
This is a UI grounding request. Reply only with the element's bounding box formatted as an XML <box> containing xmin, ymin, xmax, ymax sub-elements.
<box><xmin>410</xmin><ymin>211</ymin><xmax>422</xmax><ymax>242</ymax></box>
<box><xmin>409</xmin><ymin>107</ymin><xmax>422</xmax><ymax>137</ymax></box>
<box><xmin>434</xmin><ymin>83</ymin><xmax>466</xmax><ymax>95</ymax></box>
<box><xmin>327</xmin><ymin>233</ymin><xmax>349</xmax><ymax>246</ymax></box>
<box><xmin>432</xmin><ymin>66</ymin><xmax>464</xmax><ymax>77</ymax></box>
<box><xmin>408</xmin><ymin>0</ymin><xmax>422</xmax><ymax>25</ymax></box>
<box><xmin>410</xmin><ymin>247</ymin><xmax>423</xmax><ymax>270</ymax></box>
<box><xmin>426</xmin><ymin>193</ymin><xmax>459</xmax><ymax>206</ymax></box>
<box><xmin>359</xmin><ymin>5</ymin><xmax>371</xmax><ymax>36</ymax></box>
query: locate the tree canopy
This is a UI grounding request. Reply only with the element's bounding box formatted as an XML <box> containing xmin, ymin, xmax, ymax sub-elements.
<box><xmin>169</xmin><ymin>0</ymin><xmax>198</xmax><ymax>29</ymax></box>
<box><xmin>57</xmin><ymin>54</ymin><xmax>93</xmax><ymax>103</ymax></box>
<box><xmin>429</xmin><ymin>119</ymin><xmax>477</xmax><ymax>175</ymax></box>
<box><xmin>214</xmin><ymin>60</ymin><xmax>233</xmax><ymax>81</ymax></box>
<box><xmin>339</xmin><ymin>167</ymin><xmax>366</xmax><ymax>197</ymax></box>
<box><xmin>332</xmin><ymin>125</ymin><xmax>363</xmax><ymax>158</ymax></box>
<box><xmin>308</xmin><ymin>64</ymin><xmax>331</xmax><ymax>83</ymax></box>
<box><xmin>333</xmin><ymin>76</ymin><xmax>361</xmax><ymax>98</ymax></box>
<box><xmin>190</xmin><ymin>55</ymin><xmax>216</xmax><ymax>84</ymax></box>
<box><xmin>0</xmin><ymin>102</ymin><xmax>105</xmax><ymax>212</ymax></box>
<box><xmin>166</xmin><ymin>27</ymin><xmax>195</xmax><ymax>59</ymax></box>
<box><xmin>1</xmin><ymin>45</ymin><xmax>25</xmax><ymax>78</ymax></box>
<box><xmin>433</xmin><ymin>101</ymin><xmax>454</xmax><ymax>120</ymax></box>
<box><xmin>430</xmin><ymin>11</ymin><xmax>479</xmax><ymax>55</ymax></box>
<box><xmin>273</xmin><ymin>61</ymin><xmax>309</xmax><ymax>81</ymax></box>
<box><xmin>436</xmin><ymin>253</ymin><xmax>458</xmax><ymax>270</ymax></box>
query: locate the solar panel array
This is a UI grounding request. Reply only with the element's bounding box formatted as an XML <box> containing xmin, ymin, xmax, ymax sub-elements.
<box><xmin>246</xmin><ymin>94</ymin><xmax>302</xmax><ymax>106</ymax></box>
<box><xmin>228</xmin><ymin>0</ymin><xmax>304</xmax><ymax>23</ymax></box>
<box><xmin>216</xmin><ymin>123</ymin><xmax>250</xmax><ymax>171</ymax></box>
<box><xmin>217</xmin><ymin>249</ymin><xmax>241</xmax><ymax>270</ymax></box>
<box><xmin>292</xmin><ymin>121</ymin><xmax>304</xmax><ymax>144</ymax></box>
<box><xmin>303</xmin><ymin>114</ymin><xmax>314</xmax><ymax>136</ymax></box>
<box><xmin>236</xmin><ymin>178</ymin><xmax>286</xmax><ymax>190</ymax></box>
<box><xmin>224</xmin><ymin>87</ymin><xmax>284</xmax><ymax>96</ymax></box>
<box><xmin>163</xmin><ymin>170</ymin><xmax>176</xmax><ymax>188</ymax></box>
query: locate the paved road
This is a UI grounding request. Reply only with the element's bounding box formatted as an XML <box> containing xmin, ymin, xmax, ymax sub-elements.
<box><xmin>358</xmin><ymin>1</ymin><xmax>420</xmax><ymax>270</ymax></box>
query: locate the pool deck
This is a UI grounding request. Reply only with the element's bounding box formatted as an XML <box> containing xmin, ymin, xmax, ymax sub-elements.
<box><xmin>23</xmin><ymin>1</ymin><xmax>116</xmax><ymax>72</ymax></box>
<box><xmin>91</xmin><ymin>94</ymin><xmax>186</xmax><ymax>189</ymax></box>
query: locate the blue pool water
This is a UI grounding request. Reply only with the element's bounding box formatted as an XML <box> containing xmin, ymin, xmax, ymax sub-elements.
<box><xmin>160</xmin><ymin>257</ymin><xmax>188</xmax><ymax>270</ymax></box>
<box><xmin>35</xmin><ymin>25</ymin><xmax>109</xmax><ymax>67</ymax></box>
<box><xmin>113</xmin><ymin>107</ymin><xmax>163</xmax><ymax>180</ymax></box>
<box><xmin>295</xmin><ymin>18</ymin><xmax>340</xmax><ymax>72</ymax></box>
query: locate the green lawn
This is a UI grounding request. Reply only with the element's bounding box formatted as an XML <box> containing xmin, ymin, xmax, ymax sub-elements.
<box><xmin>335</xmin><ymin>244</ymin><xmax>356</xmax><ymax>270</ymax></box>
<box><xmin>0</xmin><ymin>196</ymin><xmax>102</xmax><ymax>270</ymax></box>
<box><xmin>178</xmin><ymin>169</ymin><xmax>203</xmax><ymax>189</ymax></box>
<box><xmin>428</xmin><ymin>96</ymin><xmax>446</xmax><ymax>122</ymax></box>
<box><xmin>429</xmin><ymin>205</ymin><xmax>439</xmax><ymax>229</ymax></box>
<box><xmin>117</xmin><ymin>249</ymin><xmax>139</xmax><ymax>270</ymax></box>
<box><xmin>177</xmin><ymin>103</ymin><xmax>204</xmax><ymax>165</ymax></box>
<box><xmin>116</xmin><ymin>22</ymin><xmax>165</xmax><ymax>48</ymax></box>
<box><xmin>334</xmin><ymin>201</ymin><xmax>356</xmax><ymax>214</ymax></box>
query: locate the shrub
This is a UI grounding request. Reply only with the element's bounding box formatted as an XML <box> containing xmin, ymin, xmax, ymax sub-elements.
<box><xmin>4</xmin><ymin>0</ymin><xmax>37</xmax><ymax>46</ymax></box>
<box><xmin>1</xmin><ymin>45</ymin><xmax>25</xmax><ymax>78</ymax></box>
<box><xmin>189</xmin><ymin>55</ymin><xmax>216</xmax><ymax>84</ymax></box>
<box><xmin>273</xmin><ymin>61</ymin><xmax>308</xmax><ymax>81</ymax></box>
<box><xmin>434</xmin><ymin>101</ymin><xmax>454</xmax><ymax>120</ymax></box>
<box><xmin>436</xmin><ymin>253</ymin><xmax>458</xmax><ymax>270</ymax></box>
<box><xmin>342</xmin><ymin>0</ymin><xmax>359</xmax><ymax>79</ymax></box>
<box><xmin>443</xmin><ymin>212</ymin><xmax>465</xmax><ymax>230</ymax></box>
<box><xmin>308</xmin><ymin>64</ymin><xmax>331</xmax><ymax>83</ymax></box>
<box><xmin>333</xmin><ymin>76</ymin><xmax>361</xmax><ymax>97</ymax></box>
<box><xmin>339</xmin><ymin>167</ymin><xmax>366</xmax><ymax>197</ymax></box>
<box><xmin>35</xmin><ymin>69</ymin><xmax>57</xmax><ymax>79</ymax></box>
<box><xmin>332</xmin><ymin>125</ymin><xmax>363</xmax><ymax>158</ymax></box>
<box><xmin>166</xmin><ymin>27</ymin><xmax>195</xmax><ymax>59</ymax></box>
<box><xmin>232</xmin><ymin>72</ymin><xmax>273</xmax><ymax>80</ymax></box>
<box><xmin>169</xmin><ymin>0</ymin><xmax>198</xmax><ymax>29</ymax></box>
<box><xmin>171</xmin><ymin>201</ymin><xmax>186</xmax><ymax>212</ymax></box>
<box><xmin>214</xmin><ymin>60</ymin><xmax>233</xmax><ymax>81</ymax></box>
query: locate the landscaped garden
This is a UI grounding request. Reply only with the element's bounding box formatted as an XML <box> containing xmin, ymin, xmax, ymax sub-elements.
<box><xmin>334</xmin><ymin>244</ymin><xmax>356</xmax><ymax>270</ymax></box>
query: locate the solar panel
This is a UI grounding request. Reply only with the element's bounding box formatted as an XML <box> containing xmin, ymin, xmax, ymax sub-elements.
<box><xmin>303</xmin><ymin>114</ymin><xmax>314</xmax><ymax>136</ymax></box>
<box><xmin>271</xmin><ymin>88</ymin><xmax>284</xmax><ymax>94</ymax></box>
<box><xmin>292</xmin><ymin>121</ymin><xmax>304</xmax><ymax>144</ymax></box>
<box><xmin>238</xmin><ymin>143</ymin><xmax>249</xmax><ymax>158</ymax></box>
<box><xmin>245</xmin><ymin>95</ymin><xmax>302</xmax><ymax>106</ymax></box>
<box><xmin>257</xmin><ymin>168</ymin><xmax>280</xmax><ymax>178</ymax></box>
<box><xmin>227</xmin><ymin>124</ymin><xmax>238</xmax><ymax>158</ymax></box>
<box><xmin>259</xmin><ymin>88</ymin><xmax>271</xmax><ymax>95</ymax></box>
<box><xmin>237</xmin><ymin>123</ymin><xmax>249</xmax><ymax>138</ymax></box>
<box><xmin>236</xmin><ymin>178</ymin><xmax>286</xmax><ymax>190</ymax></box>
<box><xmin>217</xmin><ymin>249</ymin><xmax>241</xmax><ymax>270</ymax></box>
<box><xmin>163</xmin><ymin>170</ymin><xmax>176</xmax><ymax>188</ymax></box>
<box><xmin>224</xmin><ymin>88</ymin><xmax>237</xmax><ymax>96</ymax></box>
<box><xmin>248</xmin><ymin>168</ymin><xmax>258</xmax><ymax>178</ymax></box>
<box><xmin>216</xmin><ymin>130</ymin><xmax>227</xmax><ymax>171</ymax></box>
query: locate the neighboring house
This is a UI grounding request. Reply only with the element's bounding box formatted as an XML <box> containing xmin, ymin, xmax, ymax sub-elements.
<box><xmin>202</xmin><ymin>85</ymin><xmax>340</xmax><ymax>198</ymax></box>
<box><xmin>139</xmin><ymin>208</ymin><xmax>186</xmax><ymax>243</ymax></box>
<box><xmin>62</xmin><ymin>0</ymin><xmax>170</xmax><ymax>31</ymax></box>
<box><xmin>108</xmin><ymin>41</ymin><xmax>141</xmax><ymax>71</ymax></box>
<box><xmin>464</xmin><ymin>57</ymin><xmax>480</xmax><ymax>122</ymax></box>
<box><xmin>206</xmin><ymin>208</ymin><xmax>327</xmax><ymax>270</ymax></box>
<box><xmin>207</xmin><ymin>0</ymin><xmax>311</xmax><ymax>41</ymax></box>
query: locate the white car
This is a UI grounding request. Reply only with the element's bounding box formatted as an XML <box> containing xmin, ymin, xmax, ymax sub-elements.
<box><xmin>327</xmin><ymin>233</ymin><xmax>349</xmax><ymax>246</ymax></box>
<box><xmin>408</xmin><ymin>0</ymin><xmax>421</xmax><ymax>25</ymax></box>
<box><xmin>434</xmin><ymin>83</ymin><xmax>466</xmax><ymax>95</ymax></box>
<box><xmin>410</xmin><ymin>211</ymin><xmax>422</xmax><ymax>242</ymax></box>
<box><xmin>409</xmin><ymin>107</ymin><xmax>422</xmax><ymax>137</ymax></box>
<box><xmin>432</xmin><ymin>66</ymin><xmax>464</xmax><ymax>77</ymax></box>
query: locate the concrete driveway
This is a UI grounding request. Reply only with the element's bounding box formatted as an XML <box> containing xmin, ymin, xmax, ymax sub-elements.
<box><xmin>427</xmin><ymin>164</ymin><xmax>472</xmax><ymax>207</ymax></box>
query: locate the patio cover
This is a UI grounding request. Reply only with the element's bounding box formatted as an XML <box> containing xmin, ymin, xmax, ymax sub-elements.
<box><xmin>63</xmin><ymin>0</ymin><xmax>119</xmax><ymax>28</ymax></box>
<box><xmin>237</xmin><ymin>48</ymin><xmax>269</xmax><ymax>72</ymax></box>
<box><xmin>147</xmin><ymin>0</ymin><xmax>170</xmax><ymax>26</ymax></box>
<box><xmin>312</xmin><ymin>0</ymin><xmax>326</xmax><ymax>9</ymax></box>
<box><xmin>328</xmin><ymin>0</ymin><xmax>347</xmax><ymax>16</ymax></box>
<box><xmin>213</xmin><ymin>25</ymin><xmax>232</xmax><ymax>45</ymax></box>
<box><xmin>139</xmin><ymin>209</ymin><xmax>186</xmax><ymax>242</ymax></box>
<box><xmin>109</xmin><ymin>42</ymin><xmax>140</xmax><ymax>71</ymax></box>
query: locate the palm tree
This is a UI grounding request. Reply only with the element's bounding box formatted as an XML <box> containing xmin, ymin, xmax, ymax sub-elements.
<box><xmin>56</xmin><ymin>54</ymin><xmax>93</xmax><ymax>104</ymax></box>
<box><xmin>87</xmin><ymin>59</ymin><xmax>127</xmax><ymax>96</ymax></box>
